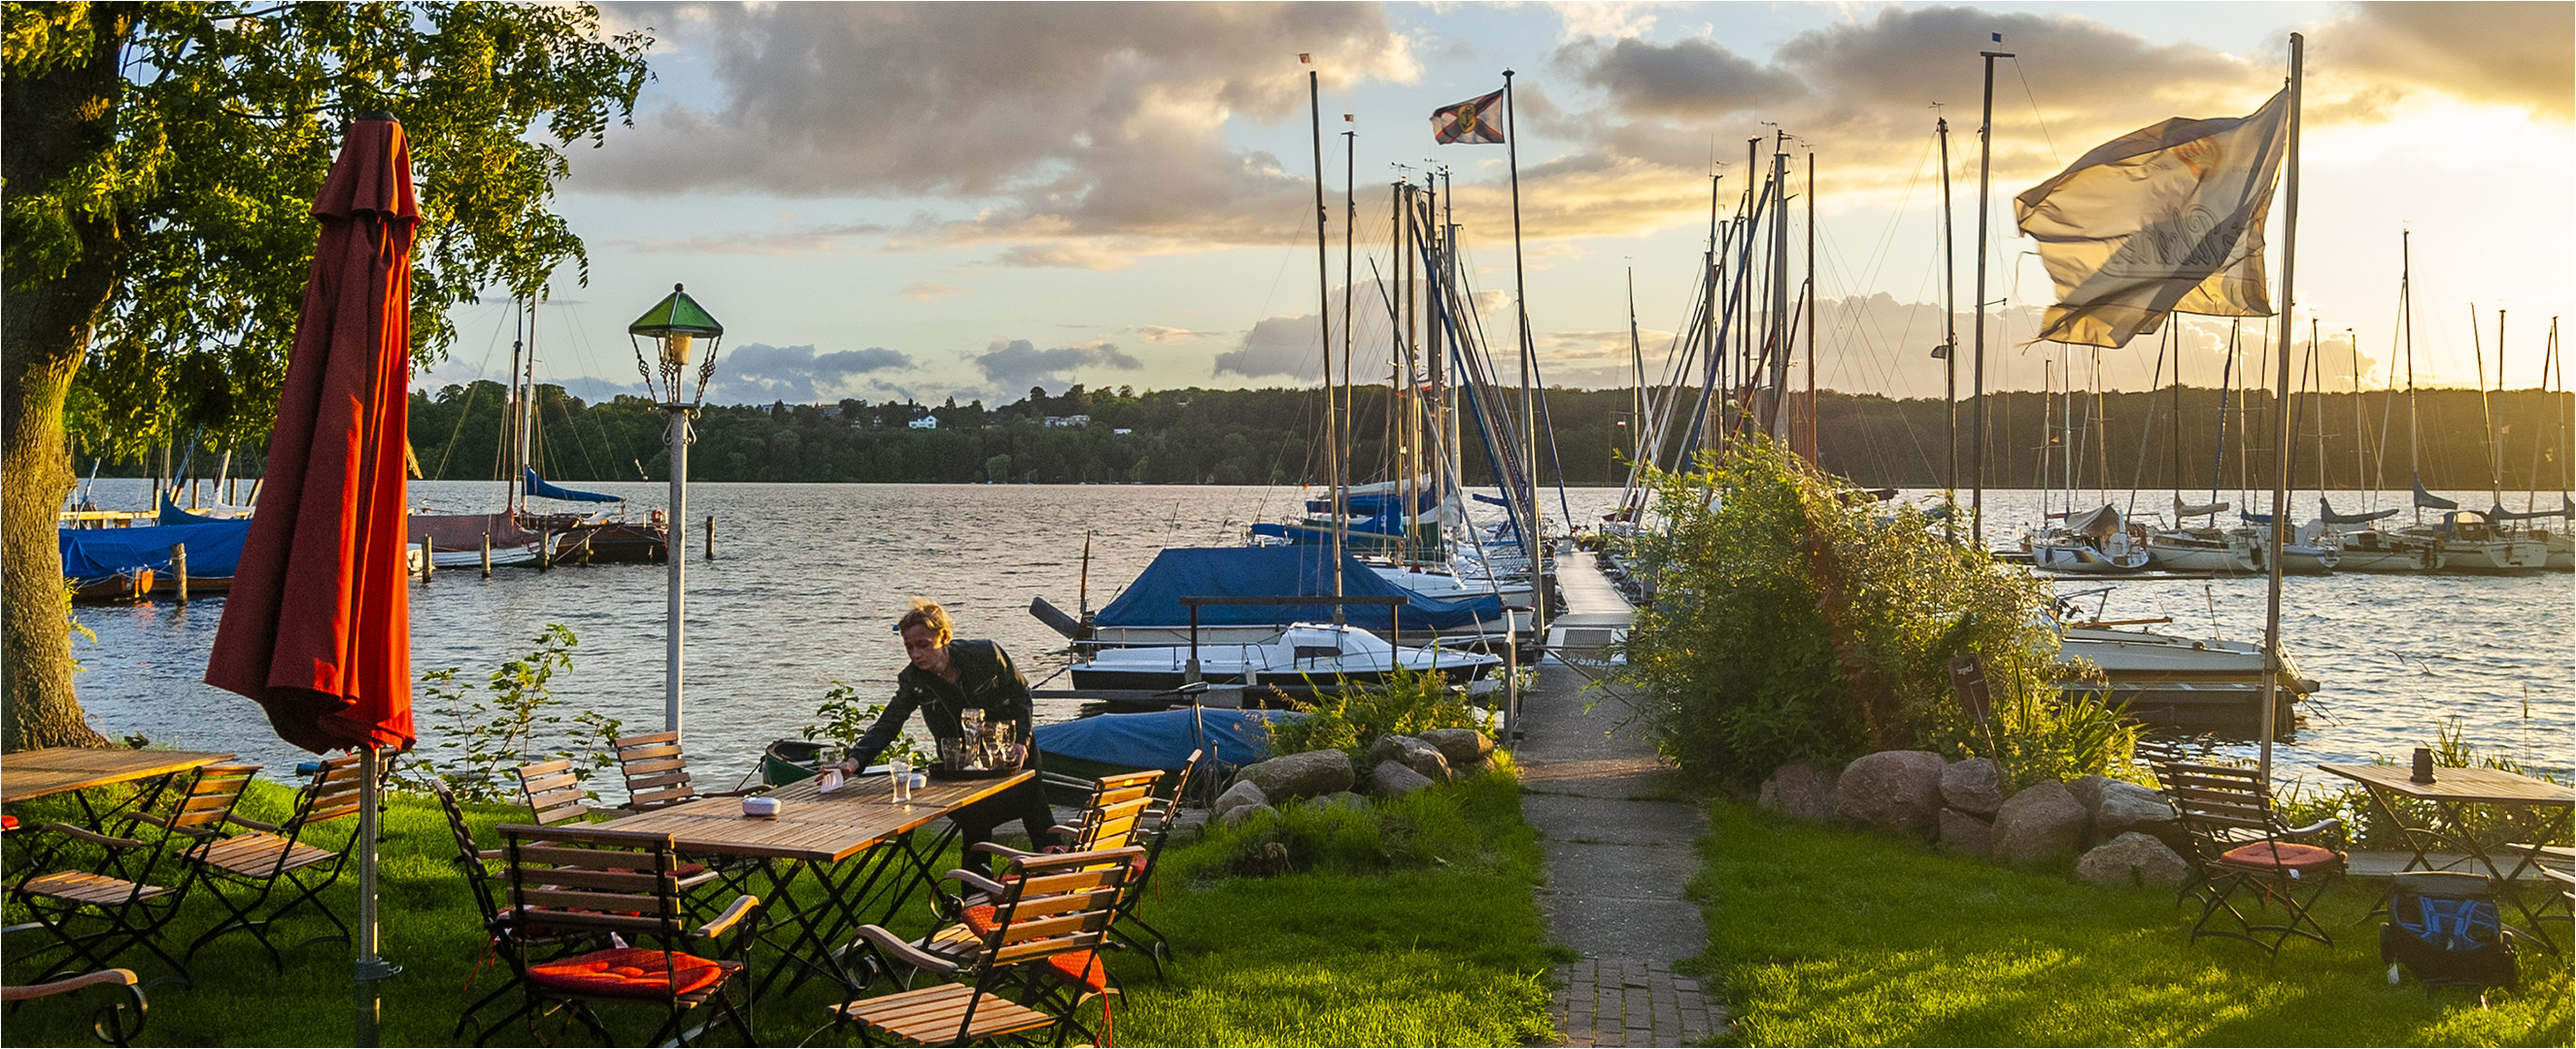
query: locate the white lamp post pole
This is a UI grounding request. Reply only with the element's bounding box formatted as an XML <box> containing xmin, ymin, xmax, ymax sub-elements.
<box><xmin>629</xmin><ymin>285</ymin><xmax>723</xmax><ymax>741</ymax></box>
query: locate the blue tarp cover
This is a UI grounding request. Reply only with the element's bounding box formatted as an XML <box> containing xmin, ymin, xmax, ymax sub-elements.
<box><xmin>60</xmin><ymin>520</ymin><xmax>251</xmax><ymax>580</ymax></box>
<box><xmin>1093</xmin><ymin>546</ymin><xmax>1504</xmax><ymax>631</ymax></box>
<box><xmin>1034</xmin><ymin>708</ymin><xmax>1289</xmax><ymax>772</ymax></box>
<box><xmin>525</xmin><ymin>467</ymin><xmax>621</xmax><ymax>503</ymax></box>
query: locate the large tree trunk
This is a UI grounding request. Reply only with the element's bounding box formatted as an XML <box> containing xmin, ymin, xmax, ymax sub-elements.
<box><xmin>2</xmin><ymin>5</ymin><xmax>133</xmax><ymax>752</ymax></box>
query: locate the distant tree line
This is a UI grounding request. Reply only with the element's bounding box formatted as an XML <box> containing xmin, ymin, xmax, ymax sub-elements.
<box><xmin>86</xmin><ymin>383</ymin><xmax>2572</xmax><ymax>496</ymax></box>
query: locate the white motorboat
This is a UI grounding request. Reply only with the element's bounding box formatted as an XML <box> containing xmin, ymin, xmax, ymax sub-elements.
<box><xmin>1068</xmin><ymin>622</ymin><xmax>1501</xmax><ymax>693</ymax></box>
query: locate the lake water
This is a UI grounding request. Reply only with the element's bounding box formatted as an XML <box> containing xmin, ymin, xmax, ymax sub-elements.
<box><xmin>65</xmin><ymin>480</ymin><xmax>2574</xmax><ymax>793</ymax></box>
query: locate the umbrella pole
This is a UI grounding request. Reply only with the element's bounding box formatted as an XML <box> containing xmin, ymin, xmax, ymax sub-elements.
<box><xmin>354</xmin><ymin>745</ymin><xmax>397</xmax><ymax>1045</ymax></box>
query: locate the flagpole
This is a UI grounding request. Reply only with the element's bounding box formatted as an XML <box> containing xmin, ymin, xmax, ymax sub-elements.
<box><xmin>2258</xmin><ymin>32</ymin><xmax>2304</xmax><ymax>782</ymax></box>
<box><xmin>1973</xmin><ymin>49</ymin><xmax>2010</xmax><ymax>547</ymax></box>
<box><xmin>1308</xmin><ymin>61</ymin><xmax>1341</xmax><ymax>607</ymax></box>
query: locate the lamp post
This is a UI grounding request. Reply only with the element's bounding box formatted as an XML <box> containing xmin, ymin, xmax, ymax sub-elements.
<box><xmin>628</xmin><ymin>284</ymin><xmax>725</xmax><ymax>738</ymax></box>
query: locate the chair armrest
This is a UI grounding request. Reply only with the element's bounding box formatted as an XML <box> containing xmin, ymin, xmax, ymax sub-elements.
<box><xmin>944</xmin><ymin>868</ymin><xmax>1009</xmax><ymax>899</ymax></box>
<box><xmin>704</xmin><ymin>786</ymin><xmax>767</xmax><ymax>798</ymax></box>
<box><xmin>227</xmin><ymin>813</ymin><xmax>282</xmax><ymax>834</ymax></box>
<box><xmin>694</xmin><ymin>895</ymin><xmax>762</xmax><ymax>940</ymax></box>
<box><xmin>851</xmin><ymin>924</ymin><xmax>962</xmax><ymax>977</ymax></box>
<box><xmin>2283</xmin><ymin>817</ymin><xmax>2341</xmax><ymax>840</ymax></box>
<box><xmin>40</xmin><ymin>824</ymin><xmax>145</xmax><ymax>851</ymax></box>
<box><xmin>0</xmin><ymin>968</ymin><xmax>138</xmax><ymax>1003</ymax></box>
<box><xmin>968</xmin><ymin>841</ymin><xmax>1037</xmax><ymax>862</ymax></box>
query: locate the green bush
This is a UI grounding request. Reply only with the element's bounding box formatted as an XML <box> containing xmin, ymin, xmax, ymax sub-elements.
<box><xmin>1614</xmin><ymin>441</ymin><xmax>2122</xmax><ymax>790</ymax></box>
<box><xmin>1169</xmin><ymin>770</ymin><xmax>1525</xmax><ymax>881</ymax></box>
<box><xmin>1263</xmin><ymin>666</ymin><xmax>1491</xmax><ymax>758</ymax></box>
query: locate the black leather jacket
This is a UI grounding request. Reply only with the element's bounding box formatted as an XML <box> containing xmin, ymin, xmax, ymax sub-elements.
<box><xmin>845</xmin><ymin>639</ymin><xmax>1038</xmax><ymax>772</ymax></box>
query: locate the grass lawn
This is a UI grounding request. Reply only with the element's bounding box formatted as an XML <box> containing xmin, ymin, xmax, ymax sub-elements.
<box><xmin>1688</xmin><ymin>800</ymin><xmax>2574</xmax><ymax>1047</ymax></box>
<box><xmin>4</xmin><ymin>769</ymin><xmax>1555</xmax><ymax>1046</ymax></box>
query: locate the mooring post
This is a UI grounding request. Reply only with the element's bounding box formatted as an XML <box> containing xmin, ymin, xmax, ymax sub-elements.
<box><xmin>171</xmin><ymin>543</ymin><xmax>188</xmax><ymax>604</ymax></box>
<box><xmin>421</xmin><ymin>537</ymin><xmax>433</xmax><ymax>583</ymax></box>
<box><xmin>705</xmin><ymin>515</ymin><xmax>716</xmax><ymax>561</ymax></box>
<box><xmin>480</xmin><ymin>533</ymin><xmax>492</xmax><ymax>578</ymax></box>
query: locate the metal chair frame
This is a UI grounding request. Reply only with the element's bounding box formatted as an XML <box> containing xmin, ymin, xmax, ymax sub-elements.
<box><xmin>2163</xmin><ymin>761</ymin><xmax>2348</xmax><ymax>957</ymax></box>
<box><xmin>8</xmin><ymin>764</ymin><xmax>256</xmax><ymax>986</ymax></box>
<box><xmin>182</xmin><ymin>754</ymin><xmax>367</xmax><ymax>970</ymax></box>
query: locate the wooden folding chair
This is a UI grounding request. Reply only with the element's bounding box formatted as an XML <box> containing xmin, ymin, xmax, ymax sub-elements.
<box><xmin>430</xmin><ymin>782</ymin><xmax>611</xmax><ymax>1041</ymax></box>
<box><xmin>183</xmin><ymin>753</ymin><xmax>370</xmax><ymax>970</ymax></box>
<box><xmin>9</xmin><ymin>763</ymin><xmax>257</xmax><ymax>985</ymax></box>
<box><xmin>2162</xmin><ymin>761</ymin><xmax>2347</xmax><ymax>956</ymax></box>
<box><xmin>834</xmin><ymin>847</ymin><xmax>1145</xmax><ymax>1048</ymax></box>
<box><xmin>0</xmin><ymin>968</ymin><xmax>149</xmax><ymax>1046</ymax></box>
<box><xmin>1106</xmin><ymin>750</ymin><xmax>1201</xmax><ymax>980</ymax></box>
<box><xmin>609</xmin><ymin>730</ymin><xmax>761</xmax><ymax>813</ymax></box>
<box><xmin>483</xmin><ymin>825</ymin><xmax>763</xmax><ymax>1047</ymax></box>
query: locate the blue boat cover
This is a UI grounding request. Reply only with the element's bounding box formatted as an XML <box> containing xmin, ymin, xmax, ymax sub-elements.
<box><xmin>2320</xmin><ymin>497</ymin><xmax>2399</xmax><ymax>525</ymax></box>
<box><xmin>2489</xmin><ymin>499</ymin><xmax>2572</xmax><ymax>522</ymax></box>
<box><xmin>1034</xmin><ymin>708</ymin><xmax>1291</xmax><ymax>772</ymax></box>
<box><xmin>158</xmin><ymin>494</ymin><xmax>231</xmax><ymax>524</ymax></box>
<box><xmin>1093</xmin><ymin>546</ymin><xmax>1504</xmax><ymax>631</ymax></box>
<box><xmin>61</xmin><ymin>520</ymin><xmax>251</xmax><ymax>580</ymax></box>
<box><xmin>2414</xmin><ymin>479</ymin><xmax>2459</xmax><ymax>511</ymax></box>
<box><xmin>525</xmin><ymin>467</ymin><xmax>621</xmax><ymax>503</ymax></box>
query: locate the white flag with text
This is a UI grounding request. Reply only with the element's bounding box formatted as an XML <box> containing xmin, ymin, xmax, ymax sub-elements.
<box><xmin>2014</xmin><ymin>89</ymin><xmax>2290</xmax><ymax>349</ymax></box>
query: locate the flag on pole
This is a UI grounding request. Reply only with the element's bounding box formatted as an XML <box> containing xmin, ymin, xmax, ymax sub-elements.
<box><xmin>1432</xmin><ymin>88</ymin><xmax>1506</xmax><ymax>145</ymax></box>
<box><xmin>2014</xmin><ymin>88</ymin><xmax>2291</xmax><ymax>349</ymax></box>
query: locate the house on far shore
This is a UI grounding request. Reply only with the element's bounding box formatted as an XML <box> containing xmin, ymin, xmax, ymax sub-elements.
<box><xmin>908</xmin><ymin>416</ymin><xmax>938</xmax><ymax>430</ymax></box>
<box><xmin>1043</xmin><ymin>414</ymin><xmax>1091</xmax><ymax>428</ymax></box>
<box><xmin>1112</xmin><ymin>427</ymin><xmax>1134</xmax><ymax>436</ymax></box>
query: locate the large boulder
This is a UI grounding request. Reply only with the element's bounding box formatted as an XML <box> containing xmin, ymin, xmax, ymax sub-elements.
<box><xmin>1938</xmin><ymin>808</ymin><xmax>1994</xmax><ymax>860</ymax></box>
<box><xmin>1369</xmin><ymin>734</ymin><xmax>1454</xmax><ymax>784</ymax></box>
<box><xmin>2073</xmin><ymin>832</ymin><xmax>2191</xmax><ymax>889</ymax></box>
<box><xmin>1418</xmin><ymin>728</ymin><xmax>1494</xmax><ymax>773</ymax></box>
<box><xmin>1991</xmin><ymin>779</ymin><xmax>2088</xmax><ymax>867</ymax></box>
<box><xmin>2090</xmin><ymin>780</ymin><xmax>2181</xmax><ymax>845</ymax></box>
<box><xmin>1211</xmin><ymin>780</ymin><xmax>1269</xmax><ymax>820</ymax></box>
<box><xmin>1758</xmin><ymin>761</ymin><xmax>1839</xmax><ymax>823</ymax></box>
<box><xmin>1941</xmin><ymin>759</ymin><xmax>2005</xmax><ymax>817</ymax></box>
<box><xmin>2065</xmin><ymin>774</ymin><xmax>2111</xmax><ymax>816</ymax></box>
<box><xmin>1369</xmin><ymin>760</ymin><xmax>1436</xmax><ymax>799</ymax></box>
<box><xmin>1233</xmin><ymin>748</ymin><xmax>1355</xmax><ymax>802</ymax></box>
<box><xmin>1306</xmin><ymin>791</ymin><xmax>1372</xmax><ymax>814</ymax></box>
<box><xmin>1220</xmin><ymin>802</ymin><xmax>1279</xmax><ymax>828</ymax></box>
<box><xmin>1832</xmin><ymin>750</ymin><xmax>1949</xmax><ymax>842</ymax></box>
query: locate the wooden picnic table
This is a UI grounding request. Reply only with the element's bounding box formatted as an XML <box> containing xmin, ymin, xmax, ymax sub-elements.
<box><xmin>602</xmin><ymin>770</ymin><xmax>1034</xmax><ymax>996</ymax></box>
<box><xmin>2320</xmin><ymin>761</ymin><xmax>2576</xmax><ymax>954</ymax></box>
<box><xmin>2</xmin><ymin>747</ymin><xmax>237</xmax><ymax>805</ymax></box>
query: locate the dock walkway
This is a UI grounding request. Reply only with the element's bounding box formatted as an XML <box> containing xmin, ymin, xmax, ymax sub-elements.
<box><xmin>1518</xmin><ymin>550</ymin><xmax>1725</xmax><ymax>1046</ymax></box>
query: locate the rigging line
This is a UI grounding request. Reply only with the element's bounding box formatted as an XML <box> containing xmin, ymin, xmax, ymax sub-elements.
<box><xmin>2126</xmin><ymin>326</ymin><xmax>2170</xmax><ymax>521</ymax></box>
<box><xmin>431</xmin><ymin>300</ymin><xmax>513</xmax><ymax>480</ymax></box>
<box><xmin>1812</xmin><ymin>229</ymin><xmax>1938</xmax><ymax>479</ymax></box>
<box><xmin>2008</xmin><ymin>58</ymin><xmax>2064</xmax><ymax>169</ymax></box>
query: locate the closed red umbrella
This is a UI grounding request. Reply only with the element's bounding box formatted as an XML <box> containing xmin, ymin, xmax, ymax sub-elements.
<box><xmin>203</xmin><ymin>114</ymin><xmax>417</xmax><ymax>1046</ymax></box>
<box><xmin>206</xmin><ymin>115</ymin><xmax>415</xmax><ymax>754</ymax></box>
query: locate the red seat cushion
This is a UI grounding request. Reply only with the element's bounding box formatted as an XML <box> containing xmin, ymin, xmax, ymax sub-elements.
<box><xmin>962</xmin><ymin>904</ymin><xmax>1000</xmax><ymax>933</ymax></box>
<box><xmin>526</xmin><ymin>946</ymin><xmax>730</xmax><ymax>999</ymax></box>
<box><xmin>1047</xmin><ymin>950</ymin><xmax>1110</xmax><ymax>993</ymax></box>
<box><xmin>1</xmin><ymin>815</ymin><xmax>18</xmax><ymax>831</ymax></box>
<box><xmin>2218</xmin><ymin>841</ymin><xmax>2340</xmax><ymax>872</ymax></box>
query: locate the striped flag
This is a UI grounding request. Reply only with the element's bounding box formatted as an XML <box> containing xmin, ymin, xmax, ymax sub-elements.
<box><xmin>1432</xmin><ymin>88</ymin><xmax>1505</xmax><ymax>145</ymax></box>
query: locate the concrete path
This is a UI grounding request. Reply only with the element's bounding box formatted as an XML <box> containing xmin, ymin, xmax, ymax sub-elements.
<box><xmin>1515</xmin><ymin>551</ymin><xmax>1725</xmax><ymax>1046</ymax></box>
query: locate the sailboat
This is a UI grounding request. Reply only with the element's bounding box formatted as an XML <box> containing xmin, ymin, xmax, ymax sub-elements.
<box><xmin>2023</xmin><ymin>350</ymin><xmax>2149</xmax><ymax>572</ymax></box>
<box><xmin>2398</xmin><ymin>304</ymin><xmax>2546</xmax><ymax>572</ymax></box>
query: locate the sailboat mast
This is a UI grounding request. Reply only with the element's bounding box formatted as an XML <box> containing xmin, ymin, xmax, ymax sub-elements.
<box><xmin>1938</xmin><ymin>117</ymin><xmax>1958</xmax><ymax>538</ymax></box>
<box><xmin>508</xmin><ymin>303</ymin><xmax>525</xmax><ymax>518</ymax></box>
<box><xmin>2473</xmin><ymin>306</ymin><xmax>2498</xmax><ymax>512</ymax></box>
<box><xmin>1805</xmin><ymin>149</ymin><xmax>1818</xmax><ymax>463</ymax></box>
<box><xmin>1305</xmin><ymin>62</ymin><xmax>1341</xmax><ymax>605</ymax></box>
<box><xmin>2256</xmin><ymin>31</ymin><xmax>2306</xmax><ymax>780</ymax></box>
<box><xmin>1504</xmin><ymin>69</ymin><xmax>1541</xmax><ymax>572</ymax></box>
<box><xmin>1340</xmin><ymin>122</ymin><xmax>1356</xmax><ymax>599</ymax></box>
<box><xmin>2352</xmin><ymin>329</ymin><xmax>2370</xmax><ymax>506</ymax></box>
<box><xmin>1973</xmin><ymin>49</ymin><xmax>2011</xmax><ymax>545</ymax></box>
<box><xmin>2405</xmin><ymin>231</ymin><xmax>2423</xmax><ymax>524</ymax></box>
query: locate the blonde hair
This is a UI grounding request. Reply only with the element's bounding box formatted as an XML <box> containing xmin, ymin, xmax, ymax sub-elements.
<box><xmin>895</xmin><ymin>597</ymin><xmax>953</xmax><ymax>644</ymax></box>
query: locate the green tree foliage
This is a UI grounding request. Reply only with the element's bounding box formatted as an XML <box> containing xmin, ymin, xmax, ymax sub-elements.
<box><xmin>1611</xmin><ymin>440</ymin><xmax>2113</xmax><ymax>790</ymax></box>
<box><xmin>3</xmin><ymin>2</ymin><xmax>649</xmax><ymax>750</ymax></box>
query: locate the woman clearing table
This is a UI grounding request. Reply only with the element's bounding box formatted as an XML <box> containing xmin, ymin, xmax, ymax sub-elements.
<box><xmin>824</xmin><ymin>598</ymin><xmax>1061</xmax><ymax>853</ymax></box>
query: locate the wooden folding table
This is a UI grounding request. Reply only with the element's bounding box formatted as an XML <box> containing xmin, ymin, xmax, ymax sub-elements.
<box><xmin>2</xmin><ymin>747</ymin><xmax>238</xmax><ymax>826</ymax></box>
<box><xmin>2320</xmin><ymin>761</ymin><xmax>2575</xmax><ymax>954</ymax></box>
<box><xmin>601</xmin><ymin>770</ymin><xmax>1034</xmax><ymax>997</ymax></box>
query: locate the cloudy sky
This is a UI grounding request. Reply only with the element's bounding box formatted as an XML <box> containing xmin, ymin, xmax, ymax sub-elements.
<box><xmin>426</xmin><ymin>2</ymin><xmax>2574</xmax><ymax>409</ymax></box>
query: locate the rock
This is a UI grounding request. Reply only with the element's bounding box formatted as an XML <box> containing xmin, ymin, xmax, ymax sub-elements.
<box><xmin>1369</xmin><ymin>734</ymin><xmax>1454</xmax><ymax>784</ymax></box>
<box><xmin>1419</xmin><ymin>728</ymin><xmax>1493</xmax><ymax>771</ymax></box>
<box><xmin>1991</xmin><ymin>779</ymin><xmax>2088</xmax><ymax>867</ymax></box>
<box><xmin>1938</xmin><ymin>808</ymin><xmax>1993</xmax><ymax>860</ymax></box>
<box><xmin>1832</xmin><ymin>750</ymin><xmax>1949</xmax><ymax>842</ymax></box>
<box><xmin>1307</xmin><ymin>791</ymin><xmax>1372</xmax><ymax>814</ymax></box>
<box><xmin>1219</xmin><ymin>802</ymin><xmax>1278</xmax><ymax>828</ymax></box>
<box><xmin>2066</xmin><ymin>774</ymin><xmax>2111</xmax><ymax>817</ymax></box>
<box><xmin>1233</xmin><ymin>748</ymin><xmax>1355</xmax><ymax>802</ymax></box>
<box><xmin>2073</xmin><ymin>832</ymin><xmax>2191</xmax><ymax>889</ymax></box>
<box><xmin>1757</xmin><ymin>761</ymin><xmax>1839</xmax><ymax>823</ymax></box>
<box><xmin>2089</xmin><ymin>780</ymin><xmax>2180</xmax><ymax>845</ymax></box>
<box><xmin>1368</xmin><ymin>760</ymin><xmax>1436</xmax><ymax>798</ymax></box>
<box><xmin>1211</xmin><ymin>780</ymin><xmax>1269</xmax><ymax>820</ymax></box>
<box><xmin>1941</xmin><ymin>759</ymin><xmax>2005</xmax><ymax>817</ymax></box>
